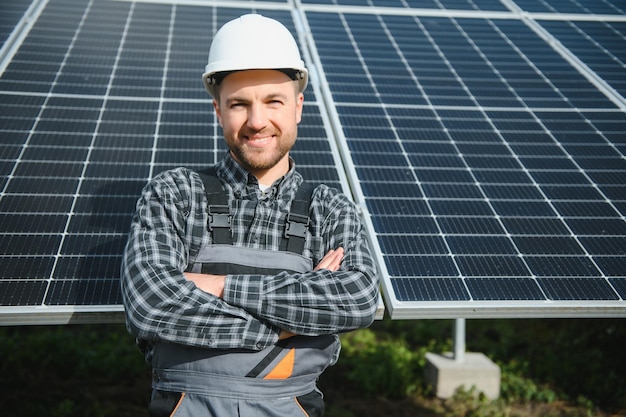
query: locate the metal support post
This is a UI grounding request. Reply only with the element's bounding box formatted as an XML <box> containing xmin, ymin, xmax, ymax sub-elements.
<box><xmin>453</xmin><ymin>318</ymin><xmax>466</xmax><ymax>362</ymax></box>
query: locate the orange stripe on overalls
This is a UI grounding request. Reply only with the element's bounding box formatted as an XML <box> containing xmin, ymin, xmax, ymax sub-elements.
<box><xmin>264</xmin><ymin>348</ymin><xmax>295</xmax><ymax>380</ymax></box>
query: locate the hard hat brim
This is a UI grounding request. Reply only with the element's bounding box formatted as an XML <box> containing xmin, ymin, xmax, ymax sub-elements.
<box><xmin>202</xmin><ymin>68</ymin><xmax>308</xmax><ymax>98</ymax></box>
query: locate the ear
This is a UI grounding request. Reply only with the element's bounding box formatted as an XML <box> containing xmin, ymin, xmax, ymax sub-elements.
<box><xmin>213</xmin><ymin>99</ymin><xmax>223</xmax><ymax>127</ymax></box>
<box><xmin>295</xmin><ymin>92</ymin><xmax>304</xmax><ymax>124</ymax></box>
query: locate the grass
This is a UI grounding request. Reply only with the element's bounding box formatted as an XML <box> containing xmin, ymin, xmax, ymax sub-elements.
<box><xmin>1</xmin><ymin>318</ymin><xmax>625</xmax><ymax>417</ymax></box>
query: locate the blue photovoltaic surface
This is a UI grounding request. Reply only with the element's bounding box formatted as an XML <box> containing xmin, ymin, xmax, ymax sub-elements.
<box><xmin>539</xmin><ymin>20</ymin><xmax>626</xmax><ymax>98</ymax></box>
<box><xmin>301</xmin><ymin>0</ymin><xmax>510</xmax><ymax>11</ymax></box>
<box><xmin>0</xmin><ymin>0</ymin><xmax>625</xmax><ymax>323</ymax></box>
<box><xmin>0</xmin><ymin>0</ymin><xmax>342</xmax><ymax>323</ymax></box>
<box><xmin>305</xmin><ymin>5</ymin><xmax>626</xmax><ymax>318</ymax></box>
<box><xmin>512</xmin><ymin>0</ymin><xmax>626</xmax><ymax>14</ymax></box>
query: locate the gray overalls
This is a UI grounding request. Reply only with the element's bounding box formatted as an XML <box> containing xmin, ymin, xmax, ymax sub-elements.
<box><xmin>148</xmin><ymin>168</ymin><xmax>339</xmax><ymax>417</ymax></box>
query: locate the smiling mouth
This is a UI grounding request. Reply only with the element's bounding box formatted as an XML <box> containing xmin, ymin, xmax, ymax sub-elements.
<box><xmin>245</xmin><ymin>135</ymin><xmax>274</xmax><ymax>147</ymax></box>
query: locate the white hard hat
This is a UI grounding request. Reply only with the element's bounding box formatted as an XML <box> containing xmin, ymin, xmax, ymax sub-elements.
<box><xmin>202</xmin><ymin>14</ymin><xmax>308</xmax><ymax>97</ymax></box>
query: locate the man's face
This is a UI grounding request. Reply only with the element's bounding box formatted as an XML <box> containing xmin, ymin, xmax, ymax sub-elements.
<box><xmin>213</xmin><ymin>69</ymin><xmax>304</xmax><ymax>182</ymax></box>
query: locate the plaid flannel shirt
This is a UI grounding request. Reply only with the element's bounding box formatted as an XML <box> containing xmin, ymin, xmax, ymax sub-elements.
<box><xmin>121</xmin><ymin>152</ymin><xmax>379</xmax><ymax>352</ymax></box>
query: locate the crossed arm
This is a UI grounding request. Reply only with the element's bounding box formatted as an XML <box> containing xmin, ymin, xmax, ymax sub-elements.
<box><xmin>122</xmin><ymin>169</ymin><xmax>378</xmax><ymax>350</ymax></box>
<box><xmin>184</xmin><ymin>248</ymin><xmax>345</xmax><ymax>297</ymax></box>
<box><xmin>184</xmin><ymin>248</ymin><xmax>345</xmax><ymax>339</ymax></box>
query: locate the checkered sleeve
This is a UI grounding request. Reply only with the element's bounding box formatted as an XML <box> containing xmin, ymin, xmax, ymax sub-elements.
<box><xmin>223</xmin><ymin>185</ymin><xmax>379</xmax><ymax>335</ymax></box>
<box><xmin>120</xmin><ymin>168</ymin><xmax>280</xmax><ymax>350</ymax></box>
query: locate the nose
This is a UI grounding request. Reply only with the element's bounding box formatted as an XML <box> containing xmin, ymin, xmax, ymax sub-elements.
<box><xmin>247</xmin><ymin>103</ymin><xmax>268</xmax><ymax>131</ymax></box>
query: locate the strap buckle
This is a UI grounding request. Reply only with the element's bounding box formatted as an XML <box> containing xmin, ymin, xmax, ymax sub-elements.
<box><xmin>208</xmin><ymin>206</ymin><xmax>231</xmax><ymax>231</ymax></box>
<box><xmin>284</xmin><ymin>213</ymin><xmax>309</xmax><ymax>238</ymax></box>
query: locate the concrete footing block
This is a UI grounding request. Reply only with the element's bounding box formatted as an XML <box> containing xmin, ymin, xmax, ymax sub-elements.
<box><xmin>424</xmin><ymin>351</ymin><xmax>500</xmax><ymax>399</ymax></box>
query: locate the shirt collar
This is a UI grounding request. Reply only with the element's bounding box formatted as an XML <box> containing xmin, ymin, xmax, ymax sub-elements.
<box><xmin>216</xmin><ymin>152</ymin><xmax>302</xmax><ymax>197</ymax></box>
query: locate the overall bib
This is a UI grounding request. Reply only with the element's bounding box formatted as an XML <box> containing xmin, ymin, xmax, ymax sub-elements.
<box><xmin>148</xmin><ymin>169</ymin><xmax>339</xmax><ymax>417</ymax></box>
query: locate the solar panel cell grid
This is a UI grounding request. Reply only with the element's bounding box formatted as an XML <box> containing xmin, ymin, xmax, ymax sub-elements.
<box><xmin>514</xmin><ymin>0</ymin><xmax>626</xmax><ymax>14</ymax></box>
<box><xmin>1</xmin><ymin>0</ymin><xmax>625</xmax><ymax>322</ymax></box>
<box><xmin>610</xmin><ymin>278</ymin><xmax>626</xmax><ymax>298</ymax></box>
<box><xmin>392</xmin><ymin>277</ymin><xmax>470</xmax><ymax>301</ymax></box>
<box><xmin>467</xmin><ymin>277</ymin><xmax>545</xmax><ymax>300</ymax></box>
<box><xmin>306</xmin><ymin>3</ymin><xmax>625</xmax><ymax>316</ymax></box>
<box><xmin>0</xmin><ymin>280</ymin><xmax>48</xmax><ymax>306</ymax></box>
<box><xmin>0</xmin><ymin>1</ymin><xmax>344</xmax><ymax>321</ymax></box>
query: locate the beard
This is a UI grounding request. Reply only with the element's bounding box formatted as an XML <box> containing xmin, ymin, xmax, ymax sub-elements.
<box><xmin>226</xmin><ymin>128</ymin><xmax>297</xmax><ymax>174</ymax></box>
<box><xmin>230</xmin><ymin>141</ymin><xmax>290</xmax><ymax>172</ymax></box>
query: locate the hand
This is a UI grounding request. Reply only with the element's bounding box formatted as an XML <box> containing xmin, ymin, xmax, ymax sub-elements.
<box><xmin>314</xmin><ymin>247</ymin><xmax>344</xmax><ymax>272</ymax></box>
<box><xmin>278</xmin><ymin>330</ymin><xmax>296</xmax><ymax>340</ymax></box>
<box><xmin>279</xmin><ymin>248</ymin><xmax>344</xmax><ymax>340</ymax></box>
<box><xmin>184</xmin><ymin>273</ymin><xmax>225</xmax><ymax>298</ymax></box>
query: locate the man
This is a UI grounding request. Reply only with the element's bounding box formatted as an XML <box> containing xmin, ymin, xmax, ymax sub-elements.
<box><xmin>121</xmin><ymin>14</ymin><xmax>379</xmax><ymax>416</ymax></box>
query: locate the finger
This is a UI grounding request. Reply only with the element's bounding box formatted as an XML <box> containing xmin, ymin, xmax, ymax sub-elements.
<box><xmin>315</xmin><ymin>247</ymin><xmax>344</xmax><ymax>271</ymax></box>
<box><xmin>314</xmin><ymin>249</ymin><xmax>335</xmax><ymax>271</ymax></box>
<box><xmin>327</xmin><ymin>247</ymin><xmax>344</xmax><ymax>271</ymax></box>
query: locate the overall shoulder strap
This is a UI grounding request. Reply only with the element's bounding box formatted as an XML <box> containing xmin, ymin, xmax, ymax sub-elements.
<box><xmin>197</xmin><ymin>166</ymin><xmax>233</xmax><ymax>245</ymax></box>
<box><xmin>198</xmin><ymin>167</ymin><xmax>316</xmax><ymax>253</ymax></box>
<box><xmin>282</xmin><ymin>181</ymin><xmax>316</xmax><ymax>254</ymax></box>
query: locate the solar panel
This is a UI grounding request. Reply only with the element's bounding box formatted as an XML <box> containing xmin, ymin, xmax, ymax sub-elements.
<box><xmin>301</xmin><ymin>2</ymin><xmax>626</xmax><ymax>318</ymax></box>
<box><xmin>0</xmin><ymin>0</ymin><xmax>349</xmax><ymax>324</ymax></box>
<box><xmin>1</xmin><ymin>0</ymin><xmax>625</xmax><ymax>324</ymax></box>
